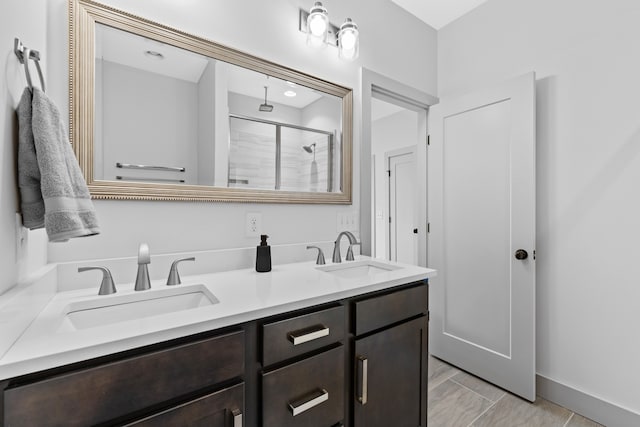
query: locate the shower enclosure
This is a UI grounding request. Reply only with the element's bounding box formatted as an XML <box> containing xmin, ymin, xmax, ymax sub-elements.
<box><xmin>228</xmin><ymin>114</ymin><xmax>337</xmax><ymax>192</ymax></box>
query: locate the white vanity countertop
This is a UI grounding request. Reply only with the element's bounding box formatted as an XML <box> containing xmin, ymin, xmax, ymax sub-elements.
<box><xmin>0</xmin><ymin>257</ymin><xmax>436</xmax><ymax>380</ymax></box>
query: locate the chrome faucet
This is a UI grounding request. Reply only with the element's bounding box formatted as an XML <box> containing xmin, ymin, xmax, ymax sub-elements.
<box><xmin>78</xmin><ymin>266</ymin><xmax>117</xmax><ymax>295</ymax></box>
<box><xmin>166</xmin><ymin>257</ymin><xmax>196</xmax><ymax>286</ymax></box>
<box><xmin>332</xmin><ymin>231</ymin><xmax>358</xmax><ymax>263</ymax></box>
<box><xmin>135</xmin><ymin>243</ymin><xmax>151</xmax><ymax>291</ymax></box>
<box><xmin>306</xmin><ymin>245</ymin><xmax>326</xmax><ymax>265</ymax></box>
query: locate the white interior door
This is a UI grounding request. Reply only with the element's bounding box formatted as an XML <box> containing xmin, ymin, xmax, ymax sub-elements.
<box><xmin>388</xmin><ymin>147</ymin><xmax>418</xmax><ymax>264</ymax></box>
<box><xmin>428</xmin><ymin>72</ymin><xmax>536</xmax><ymax>401</ymax></box>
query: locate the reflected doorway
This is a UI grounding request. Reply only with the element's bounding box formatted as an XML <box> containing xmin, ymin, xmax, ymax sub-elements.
<box><xmin>371</xmin><ymin>98</ymin><xmax>420</xmax><ymax>264</ymax></box>
<box><xmin>387</xmin><ymin>147</ymin><xmax>417</xmax><ymax>264</ymax></box>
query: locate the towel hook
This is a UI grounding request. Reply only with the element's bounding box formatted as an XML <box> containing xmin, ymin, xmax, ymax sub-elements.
<box><xmin>14</xmin><ymin>38</ymin><xmax>46</xmax><ymax>93</ymax></box>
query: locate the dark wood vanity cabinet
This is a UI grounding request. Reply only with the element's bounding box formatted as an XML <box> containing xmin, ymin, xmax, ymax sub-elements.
<box><xmin>262</xmin><ymin>346</ymin><xmax>345</xmax><ymax>427</ymax></box>
<box><xmin>126</xmin><ymin>383</ymin><xmax>244</xmax><ymax>427</ymax></box>
<box><xmin>353</xmin><ymin>318</ymin><xmax>428</xmax><ymax>427</ymax></box>
<box><xmin>3</xmin><ymin>330</ymin><xmax>245</xmax><ymax>427</ymax></box>
<box><xmin>1</xmin><ymin>280</ymin><xmax>428</xmax><ymax>427</ymax></box>
<box><xmin>352</xmin><ymin>283</ymin><xmax>429</xmax><ymax>427</ymax></box>
<box><xmin>261</xmin><ymin>305</ymin><xmax>346</xmax><ymax>427</ymax></box>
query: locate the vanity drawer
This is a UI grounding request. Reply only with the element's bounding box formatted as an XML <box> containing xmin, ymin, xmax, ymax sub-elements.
<box><xmin>262</xmin><ymin>346</ymin><xmax>344</xmax><ymax>427</ymax></box>
<box><xmin>262</xmin><ymin>305</ymin><xmax>344</xmax><ymax>366</ymax></box>
<box><xmin>126</xmin><ymin>382</ymin><xmax>244</xmax><ymax>427</ymax></box>
<box><xmin>354</xmin><ymin>282</ymin><xmax>428</xmax><ymax>336</ymax></box>
<box><xmin>4</xmin><ymin>330</ymin><xmax>244</xmax><ymax>427</ymax></box>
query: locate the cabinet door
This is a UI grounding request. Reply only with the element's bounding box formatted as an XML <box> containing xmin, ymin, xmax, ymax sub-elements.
<box><xmin>127</xmin><ymin>383</ymin><xmax>244</xmax><ymax>427</ymax></box>
<box><xmin>354</xmin><ymin>317</ymin><xmax>428</xmax><ymax>427</ymax></box>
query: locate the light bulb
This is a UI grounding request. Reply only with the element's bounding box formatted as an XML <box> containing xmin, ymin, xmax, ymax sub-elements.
<box><xmin>309</xmin><ymin>15</ymin><xmax>327</xmax><ymax>36</ymax></box>
<box><xmin>340</xmin><ymin>31</ymin><xmax>356</xmax><ymax>50</ymax></box>
<box><xmin>338</xmin><ymin>18</ymin><xmax>359</xmax><ymax>60</ymax></box>
<box><xmin>306</xmin><ymin>2</ymin><xmax>328</xmax><ymax>48</ymax></box>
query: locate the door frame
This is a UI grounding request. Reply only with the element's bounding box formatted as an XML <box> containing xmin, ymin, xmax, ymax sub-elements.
<box><xmin>360</xmin><ymin>68</ymin><xmax>438</xmax><ymax>267</ymax></box>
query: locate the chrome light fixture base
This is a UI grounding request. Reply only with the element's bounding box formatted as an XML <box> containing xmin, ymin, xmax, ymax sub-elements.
<box><xmin>299</xmin><ymin>8</ymin><xmax>339</xmax><ymax>47</ymax></box>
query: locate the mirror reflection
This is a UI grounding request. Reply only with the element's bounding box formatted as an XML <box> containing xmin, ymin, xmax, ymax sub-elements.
<box><xmin>93</xmin><ymin>24</ymin><xmax>343</xmax><ymax>193</ymax></box>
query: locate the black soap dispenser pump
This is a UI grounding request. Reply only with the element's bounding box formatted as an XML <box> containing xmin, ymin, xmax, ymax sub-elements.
<box><xmin>256</xmin><ymin>234</ymin><xmax>272</xmax><ymax>272</ymax></box>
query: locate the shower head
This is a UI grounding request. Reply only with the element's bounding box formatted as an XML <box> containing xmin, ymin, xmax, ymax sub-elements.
<box><xmin>259</xmin><ymin>86</ymin><xmax>273</xmax><ymax>112</ymax></box>
<box><xmin>302</xmin><ymin>143</ymin><xmax>316</xmax><ymax>153</ymax></box>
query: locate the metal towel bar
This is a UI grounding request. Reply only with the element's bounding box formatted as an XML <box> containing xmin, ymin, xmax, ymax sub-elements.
<box><xmin>116</xmin><ymin>162</ymin><xmax>185</xmax><ymax>172</ymax></box>
<box><xmin>116</xmin><ymin>176</ymin><xmax>185</xmax><ymax>183</ymax></box>
<box><xmin>14</xmin><ymin>37</ymin><xmax>46</xmax><ymax>92</ymax></box>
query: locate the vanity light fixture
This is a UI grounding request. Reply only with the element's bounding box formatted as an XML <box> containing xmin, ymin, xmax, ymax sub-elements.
<box><xmin>338</xmin><ymin>18</ymin><xmax>359</xmax><ymax>60</ymax></box>
<box><xmin>299</xmin><ymin>2</ymin><xmax>359</xmax><ymax>61</ymax></box>
<box><xmin>305</xmin><ymin>2</ymin><xmax>329</xmax><ymax>47</ymax></box>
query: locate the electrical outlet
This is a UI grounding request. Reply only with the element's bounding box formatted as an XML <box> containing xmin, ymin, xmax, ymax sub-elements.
<box><xmin>347</xmin><ymin>212</ymin><xmax>355</xmax><ymax>231</ymax></box>
<box><xmin>350</xmin><ymin>212</ymin><xmax>359</xmax><ymax>232</ymax></box>
<box><xmin>246</xmin><ymin>212</ymin><xmax>262</xmax><ymax>237</ymax></box>
<box><xmin>337</xmin><ymin>212</ymin><xmax>347</xmax><ymax>232</ymax></box>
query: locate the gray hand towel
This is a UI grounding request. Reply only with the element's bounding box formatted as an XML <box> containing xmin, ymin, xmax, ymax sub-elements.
<box><xmin>30</xmin><ymin>88</ymin><xmax>100</xmax><ymax>242</ymax></box>
<box><xmin>17</xmin><ymin>88</ymin><xmax>45</xmax><ymax>229</ymax></box>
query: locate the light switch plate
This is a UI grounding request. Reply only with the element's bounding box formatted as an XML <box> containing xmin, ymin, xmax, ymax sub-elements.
<box><xmin>246</xmin><ymin>212</ymin><xmax>262</xmax><ymax>237</ymax></box>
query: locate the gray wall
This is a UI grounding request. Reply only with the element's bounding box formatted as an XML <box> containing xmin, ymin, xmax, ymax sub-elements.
<box><xmin>439</xmin><ymin>0</ymin><xmax>640</xmax><ymax>415</ymax></box>
<box><xmin>0</xmin><ymin>0</ymin><xmax>50</xmax><ymax>294</ymax></box>
<box><xmin>197</xmin><ymin>59</ymin><xmax>216</xmax><ymax>186</ymax></box>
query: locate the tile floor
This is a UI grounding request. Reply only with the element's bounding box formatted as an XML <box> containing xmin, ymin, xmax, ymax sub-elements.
<box><xmin>427</xmin><ymin>355</ymin><xmax>604</xmax><ymax>427</ymax></box>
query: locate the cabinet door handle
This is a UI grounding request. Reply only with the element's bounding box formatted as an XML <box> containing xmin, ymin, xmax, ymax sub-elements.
<box><xmin>288</xmin><ymin>388</ymin><xmax>329</xmax><ymax>416</ymax></box>
<box><xmin>287</xmin><ymin>325</ymin><xmax>330</xmax><ymax>345</ymax></box>
<box><xmin>231</xmin><ymin>408</ymin><xmax>242</xmax><ymax>427</ymax></box>
<box><xmin>357</xmin><ymin>356</ymin><xmax>368</xmax><ymax>405</ymax></box>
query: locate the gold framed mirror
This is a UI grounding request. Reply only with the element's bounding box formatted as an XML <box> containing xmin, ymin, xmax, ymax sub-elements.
<box><xmin>69</xmin><ymin>0</ymin><xmax>352</xmax><ymax>203</ymax></box>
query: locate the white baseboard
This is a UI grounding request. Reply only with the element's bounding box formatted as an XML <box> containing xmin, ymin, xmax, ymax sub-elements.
<box><xmin>537</xmin><ymin>375</ymin><xmax>640</xmax><ymax>427</ymax></box>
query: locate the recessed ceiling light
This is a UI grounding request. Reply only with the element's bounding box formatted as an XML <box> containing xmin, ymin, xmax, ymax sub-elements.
<box><xmin>286</xmin><ymin>81</ymin><xmax>297</xmax><ymax>87</ymax></box>
<box><xmin>284</xmin><ymin>90</ymin><xmax>297</xmax><ymax>97</ymax></box>
<box><xmin>144</xmin><ymin>50</ymin><xmax>164</xmax><ymax>60</ymax></box>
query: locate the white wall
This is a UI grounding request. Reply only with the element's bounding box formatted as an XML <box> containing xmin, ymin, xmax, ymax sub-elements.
<box><xmin>197</xmin><ymin>59</ymin><xmax>216</xmax><ymax>186</ymax></box>
<box><xmin>372</xmin><ymin>109</ymin><xmax>419</xmax><ymax>259</ymax></box>
<box><xmin>214</xmin><ymin>61</ymin><xmax>230</xmax><ymax>187</ymax></box>
<box><xmin>38</xmin><ymin>0</ymin><xmax>436</xmax><ymax>263</ymax></box>
<box><xmin>439</xmin><ymin>0</ymin><xmax>640</xmax><ymax>414</ymax></box>
<box><xmin>0</xmin><ymin>0</ymin><xmax>50</xmax><ymax>294</ymax></box>
<box><xmin>100</xmin><ymin>61</ymin><xmax>199</xmax><ymax>184</ymax></box>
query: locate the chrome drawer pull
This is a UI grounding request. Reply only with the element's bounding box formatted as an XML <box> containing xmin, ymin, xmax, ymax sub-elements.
<box><xmin>357</xmin><ymin>356</ymin><xmax>368</xmax><ymax>405</ymax></box>
<box><xmin>288</xmin><ymin>388</ymin><xmax>329</xmax><ymax>416</ymax></box>
<box><xmin>231</xmin><ymin>408</ymin><xmax>242</xmax><ymax>427</ymax></box>
<box><xmin>287</xmin><ymin>325</ymin><xmax>330</xmax><ymax>346</ymax></box>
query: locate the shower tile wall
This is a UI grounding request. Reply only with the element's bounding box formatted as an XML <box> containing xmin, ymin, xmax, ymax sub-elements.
<box><xmin>228</xmin><ymin>121</ymin><xmax>332</xmax><ymax>192</ymax></box>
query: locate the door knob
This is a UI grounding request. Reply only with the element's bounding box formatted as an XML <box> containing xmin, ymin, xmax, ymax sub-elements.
<box><xmin>515</xmin><ymin>249</ymin><xmax>528</xmax><ymax>260</ymax></box>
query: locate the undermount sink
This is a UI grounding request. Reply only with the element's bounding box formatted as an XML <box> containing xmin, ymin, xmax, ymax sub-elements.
<box><xmin>317</xmin><ymin>259</ymin><xmax>402</xmax><ymax>279</ymax></box>
<box><xmin>60</xmin><ymin>284</ymin><xmax>219</xmax><ymax>331</ymax></box>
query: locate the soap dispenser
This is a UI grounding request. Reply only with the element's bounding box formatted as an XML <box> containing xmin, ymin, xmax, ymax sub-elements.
<box><xmin>256</xmin><ymin>234</ymin><xmax>272</xmax><ymax>272</ymax></box>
